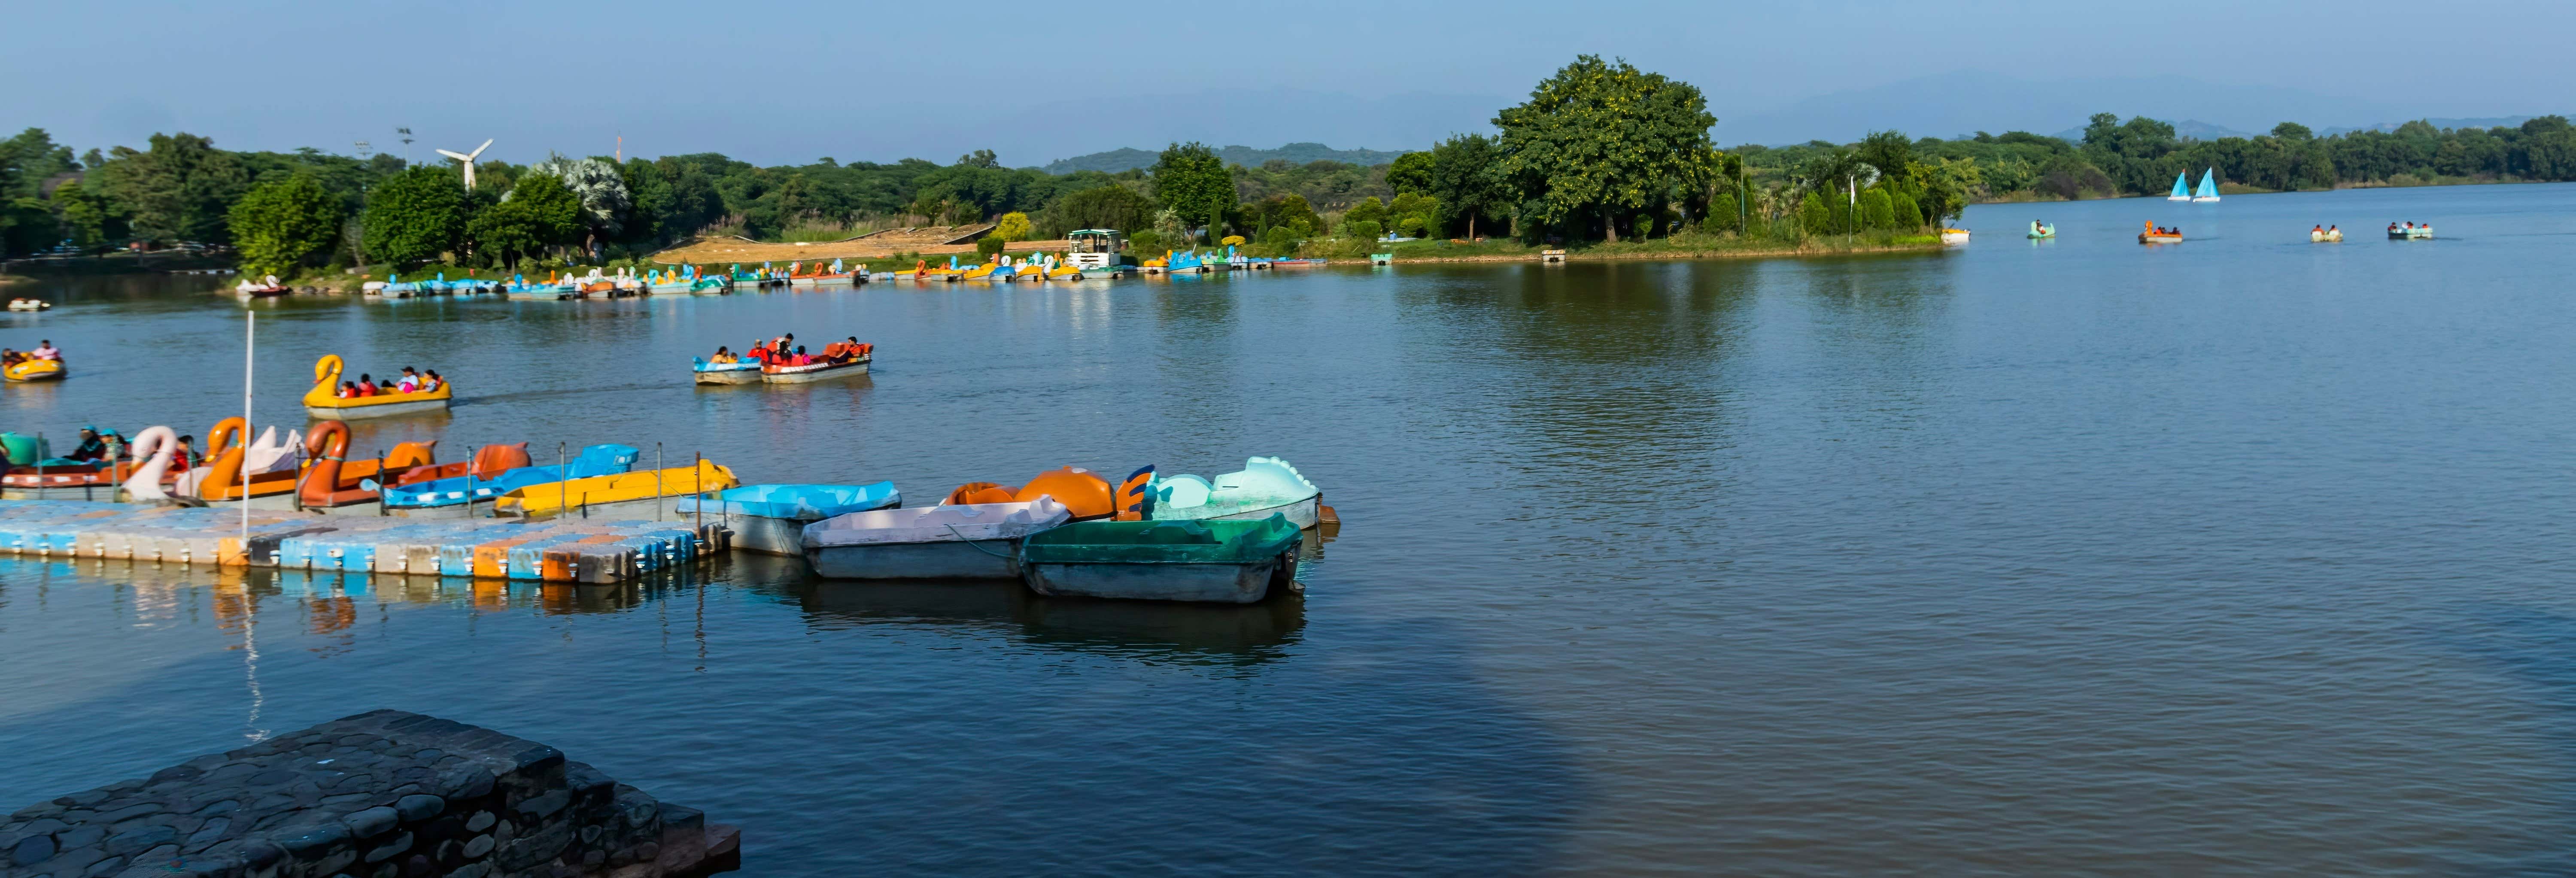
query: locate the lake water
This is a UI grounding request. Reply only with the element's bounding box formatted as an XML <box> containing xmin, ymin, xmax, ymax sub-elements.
<box><xmin>7</xmin><ymin>182</ymin><xmax>2576</xmax><ymax>875</ymax></box>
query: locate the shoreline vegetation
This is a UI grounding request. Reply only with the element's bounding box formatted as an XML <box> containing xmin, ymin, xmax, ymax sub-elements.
<box><xmin>5</xmin><ymin>65</ymin><xmax>2570</xmax><ymax>285</ymax></box>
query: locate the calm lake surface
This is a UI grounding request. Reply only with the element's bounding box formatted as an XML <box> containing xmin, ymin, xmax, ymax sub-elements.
<box><xmin>7</xmin><ymin>183</ymin><xmax>2576</xmax><ymax>875</ymax></box>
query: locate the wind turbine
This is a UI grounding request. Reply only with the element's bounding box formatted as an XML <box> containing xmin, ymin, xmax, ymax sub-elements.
<box><xmin>436</xmin><ymin>139</ymin><xmax>493</xmax><ymax>190</ymax></box>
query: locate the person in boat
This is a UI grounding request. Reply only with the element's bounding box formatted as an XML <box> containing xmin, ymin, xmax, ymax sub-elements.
<box><xmin>32</xmin><ymin>340</ymin><xmax>58</xmax><ymax>360</ymax></box>
<box><xmin>2313</xmin><ymin>225</ymin><xmax>2324</xmax><ymax>235</ymax></box>
<box><xmin>337</xmin><ymin>380</ymin><xmax>357</xmax><ymax>398</ymax></box>
<box><xmin>2328</xmin><ymin>225</ymin><xmax>2338</xmax><ymax>234</ymax></box>
<box><xmin>69</xmin><ymin>426</ymin><xmax>108</xmax><ymax>462</ymax></box>
<box><xmin>0</xmin><ymin>348</ymin><xmax>18</xmax><ymax>367</ymax></box>
<box><xmin>172</xmin><ymin>435</ymin><xmax>195</xmax><ymax>472</ymax></box>
<box><xmin>710</xmin><ymin>346</ymin><xmax>738</xmax><ymax>365</ymax></box>
<box><xmin>422</xmin><ymin>370</ymin><xmax>444</xmax><ymax>392</ymax></box>
<box><xmin>356</xmin><ymin>374</ymin><xmax>379</xmax><ymax>397</ymax></box>
<box><xmin>396</xmin><ymin>368</ymin><xmax>420</xmax><ymax>393</ymax></box>
<box><xmin>790</xmin><ymin>345</ymin><xmax>811</xmax><ymax>366</ymax></box>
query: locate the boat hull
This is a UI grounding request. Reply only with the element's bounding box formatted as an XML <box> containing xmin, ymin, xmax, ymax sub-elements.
<box><xmin>722</xmin><ymin>514</ymin><xmax>810</xmax><ymax>556</ymax></box>
<box><xmin>306</xmin><ymin>398</ymin><xmax>450</xmax><ymax>419</ymax></box>
<box><xmin>805</xmin><ymin>539</ymin><xmax>1025</xmax><ymax>580</ymax></box>
<box><xmin>2139</xmin><ymin>234</ymin><xmax>2184</xmax><ymax>244</ymax></box>
<box><xmin>694</xmin><ymin>368</ymin><xmax>762</xmax><ymax>385</ymax></box>
<box><xmin>387</xmin><ymin>498</ymin><xmax>498</xmax><ymax>519</ymax></box>
<box><xmin>1</xmin><ymin>482</ymin><xmax>131</xmax><ymax>501</ymax></box>
<box><xmin>1021</xmin><ymin>553</ymin><xmax>1295</xmax><ymax>604</ymax></box>
<box><xmin>761</xmin><ymin>358</ymin><xmax>870</xmax><ymax>383</ymax></box>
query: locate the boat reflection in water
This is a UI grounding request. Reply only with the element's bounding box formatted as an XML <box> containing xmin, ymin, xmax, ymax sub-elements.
<box><xmin>730</xmin><ymin>553</ymin><xmax>1309</xmax><ymax>668</ymax></box>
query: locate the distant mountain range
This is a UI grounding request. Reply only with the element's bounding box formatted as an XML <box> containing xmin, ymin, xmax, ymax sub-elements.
<box><xmin>1039</xmin><ymin>142</ymin><xmax>1408</xmax><ymax>174</ymax></box>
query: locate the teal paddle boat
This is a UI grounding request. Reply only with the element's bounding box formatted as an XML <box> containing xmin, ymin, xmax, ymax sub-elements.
<box><xmin>2027</xmin><ymin>222</ymin><xmax>2054</xmax><ymax>239</ymax></box>
<box><xmin>1018</xmin><ymin>515</ymin><xmax>1303</xmax><ymax>604</ymax></box>
<box><xmin>1147</xmin><ymin>456</ymin><xmax>1323</xmax><ymax>529</ymax></box>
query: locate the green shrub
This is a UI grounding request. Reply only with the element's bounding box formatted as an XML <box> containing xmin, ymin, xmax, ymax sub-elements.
<box><xmin>1343</xmin><ymin>219</ymin><xmax>1383</xmax><ymax>242</ymax></box>
<box><xmin>976</xmin><ymin>235</ymin><xmax>1005</xmax><ymax>257</ymax></box>
<box><xmin>1892</xmin><ymin>193</ymin><xmax>1923</xmax><ymax>228</ymax></box>
<box><xmin>1799</xmin><ymin>193</ymin><xmax>1829</xmax><ymax>235</ymax></box>
<box><xmin>1859</xmin><ymin>189</ymin><xmax>1894</xmax><ymax>229</ymax></box>
<box><xmin>1706</xmin><ymin>194</ymin><xmax>1740</xmax><ymax>233</ymax></box>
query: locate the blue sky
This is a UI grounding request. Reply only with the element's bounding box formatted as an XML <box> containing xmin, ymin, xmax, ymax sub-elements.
<box><xmin>5</xmin><ymin>0</ymin><xmax>2568</xmax><ymax>167</ymax></box>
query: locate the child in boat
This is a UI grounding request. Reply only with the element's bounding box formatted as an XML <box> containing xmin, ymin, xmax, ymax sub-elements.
<box><xmin>356</xmin><ymin>374</ymin><xmax>378</xmax><ymax>397</ymax></box>
<box><xmin>173</xmin><ymin>435</ymin><xmax>195</xmax><ymax>471</ymax></box>
<box><xmin>422</xmin><ymin>371</ymin><xmax>443</xmax><ymax>392</ymax></box>
<box><xmin>710</xmin><ymin>346</ymin><xmax>737</xmax><ymax>364</ymax></box>
<box><xmin>337</xmin><ymin>381</ymin><xmax>357</xmax><ymax>398</ymax></box>
<box><xmin>791</xmin><ymin>346</ymin><xmax>812</xmax><ymax>366</ymax></box>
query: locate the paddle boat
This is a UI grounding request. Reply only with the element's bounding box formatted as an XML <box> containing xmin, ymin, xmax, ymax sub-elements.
<box><xmin>761</xmin><ymin>343</ymin><xmax>870</xmax><ymax>383</ymax></box>
<box><xmin>960</xmin><ymin>256</ymin><xmax>1006</xmax><ymax>281</ymax></box>
<box><xmin>383</xmin><ymin>443</ymin><xmax>637</xmax><ymax>517</ymax></box>
<box><xmin>1146</xmin><ymin>456</ymin><xmax>1324</xmax><ymax>529</ymax></box>
<box><xmin>2027</xmin><ymin>222</ymin><xmax>2054</xmax><ymax>239</ymax></box>
<box><xmin>2139</xmin><ymin>222</ymin><xmax>2184</xmax><ymax>244</ymax></box>
<box><xmin>234</xmin><ymin>275</ymin><xmax>293</xmax><ymax>297</ymax></box>
<box><xmin>803</xmin><ymin>496</ymin><xmax>1070</xmax><ymax>579</ymax></box>
<box><xmin>693</xmin><ymin>355</ymin><xmax>763</xmax><ymax>384</ymax></box>
<box><xmin>0</xmin><ymin>432</ymin><xmax>179</xmax><ymax>500</ymax></box>
<box><xmin>301</xmin><ymin>355</ymin><xmax>451</xmax><ymax>419</ymax></box>
<box><xmin>4</xmin><ymin>357</ymin><xmax>65</xmax><ymax>382</ymax></box>
<box><xmin>945</xmin><ymin>466</ymin><xmax>1115</xmax><ymax>520</ymax></box>
<box><xmin>495</xmin><ymin>459</ymin><xmax>738</xmax><ymax>520</ymax></box>
<box><xmin>1018</xmin><ymin>515</ymin><xmax>1304</xmax><ymax>603</ymax></box>
<box><xmin>285</xmin><ymin>420</ymin><xmax>427</xmax><ymax>513</ymax></box>
<box><xmin>5</xmin><ymin>298</ymin><xmax>49</xmax><ymax>311</ymax></box>
<box><xmin>912</xmin><ymin>257</ymin><xmax>966</xmax><ymax>282</ymax></box>
<box><xmin>2389</xmin><ymin>222</ymin><xmax>2433</xmax><ymax>239</ymax></box>
<box><xmin>1940</xmin><ymin>228</ymin><xmax>1971</xmax><ymax>245</ymax></box>
<box><xmin>787</xmin><ymin>259</ymin><xmax>859</xmax><ymax>287</ymax></box>
<box><xmin>2310</xmin><ymin>226</ymin><xmax>2345</xmax><ymax>243</ymax></box>
<box><xmin>181</xmin><ymin>417</ymin><xmax>302</xmax><ymax>504</ymax></box>
<box><xmin>675</xmin><ymin>482</ymin><xmax>900</xmax><ymax>555</ymax></box>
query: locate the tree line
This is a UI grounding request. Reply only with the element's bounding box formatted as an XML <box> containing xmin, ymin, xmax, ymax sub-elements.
<box><xmin>1742</xmin><ymin>112</ymin><xmax>2576</xmax><ymax>203</ymax></box>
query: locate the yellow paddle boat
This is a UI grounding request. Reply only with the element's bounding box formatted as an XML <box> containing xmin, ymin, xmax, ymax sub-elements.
<box><xmin>301</xmin><ymin>354</ymin><xmax>452</xmax><ymax>419</ymax></box>
<box><xmin>3</xmin><ymin>358</ymin><xmax>65</xmax><ymax>382</ymax></box>
<box><xmin>495</xmin><ymin>459</ymin><xmax>738</xmax><ymax>520</ymax></box>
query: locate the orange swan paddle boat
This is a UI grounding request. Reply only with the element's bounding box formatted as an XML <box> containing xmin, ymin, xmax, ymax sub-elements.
<box><xmin>302</xmin><ymin>354</ymin><xmax>452</xmax><ymax>419</ymax></box>
<box><xmin>296</xmin><ymin>420</ymin><xmax>437</xmax><ymax>513</ymax></box>
<box><xmin>942</xmin><ymin>466</ymin><xmax>1117</xmax><ymax>520</ymax></box>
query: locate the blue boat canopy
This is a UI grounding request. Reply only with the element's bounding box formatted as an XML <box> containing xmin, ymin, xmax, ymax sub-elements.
<box><xmin>676</xmin><ymin>482</ymin><xmax>900</xmax><ymax>521</ymax></box>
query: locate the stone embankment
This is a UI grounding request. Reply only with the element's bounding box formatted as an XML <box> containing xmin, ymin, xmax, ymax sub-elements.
<box><xmin>1</xmin><ymin>711</ymin><xmax>737</xmax><ymax>878</ymax></box>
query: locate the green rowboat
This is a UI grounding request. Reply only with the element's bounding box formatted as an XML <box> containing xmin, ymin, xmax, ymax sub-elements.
<box><xmin>1018</xmin><ymin>515</ymin><xmax>1303</xmax><ymax>603</ymax></box>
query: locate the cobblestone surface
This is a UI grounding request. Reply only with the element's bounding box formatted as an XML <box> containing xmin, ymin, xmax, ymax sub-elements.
<box><xmin>2</xmin><ymin>711</ymin><xmax>738</xmax><ymax>878</ymax></box>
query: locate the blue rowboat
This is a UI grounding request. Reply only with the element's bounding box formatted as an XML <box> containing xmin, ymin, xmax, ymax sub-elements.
<box><xmin>692</xmin><ymin>357</ymin><xmax>762</xmax><ymax>384</ymax></box>
<box><xmin>675</xmin><ymin>482</ymin><xmax>900</xmax><ymax>555</ymax></box>
<box><xmin>382</xmin><ymin>444</ymin><xmax>640</xmax><ymax>517</ymax></box>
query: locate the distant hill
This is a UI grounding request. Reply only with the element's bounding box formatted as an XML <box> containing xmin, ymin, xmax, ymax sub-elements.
<box><xmin>2321</xmin><ymin>116</ymin><xmax>2538</xmax><ymax>136</ymax></box>
<box><xmin>1040</xmin><ymin>142</ymin><xmax>1404</xmax><ymax>174</ymax></box>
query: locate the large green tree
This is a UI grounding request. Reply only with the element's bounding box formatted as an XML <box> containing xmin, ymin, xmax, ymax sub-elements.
<box><xmin>1386</xmin><ymin>151</ymin><xmax>1435</xmax><ymax>195</ymax></box>
<box><xmin>1149</xmin><ymin>142</ymin><xmax>1235</xmax><ymax>244</ymax></box>
<box><xmin>1425</xmin><ymin>134</ymin><xmax>1510</xmax><ymax>238</ymax></box>
<box><xmin>227</xmin><ymin>174</ymin><xmax>342</xmax><ymax>276</ymax></box>
<box><xmin>1494</xmin><ymin>55</ymin><xmax>1719</xmax><ymax>242</ymax></box>
<box><xmin>91</xmin><ymin>133</ymin><xmax>250</xmax><ymax>245</ymax></box>
<box><xmin>1041</xmin><ymin>184</ymin><xmax>1156</xmax><ymax>236</ymax></box>
<box><xmin>362</xmin><ymin>167</ymin><xmax>470</xmax><ymax>266</ymax></box>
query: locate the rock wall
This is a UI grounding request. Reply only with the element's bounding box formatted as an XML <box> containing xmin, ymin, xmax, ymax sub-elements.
<box><xmin>0</xmin><ymin>710</ymin><xmax>737</xmax><ymax>878</ymax></box>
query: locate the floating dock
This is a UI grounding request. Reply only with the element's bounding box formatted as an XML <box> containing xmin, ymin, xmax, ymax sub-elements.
<box><xmin>0</xmin><ymin>500</ymin><xmax>724</xmax><ymax>583</ymax></box>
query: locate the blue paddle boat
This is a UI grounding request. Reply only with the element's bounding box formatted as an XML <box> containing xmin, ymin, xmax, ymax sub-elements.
<box><xmin>383</xmin><ymin>444</ymin><xmax>641</xmax><ymax>517</ymax></box>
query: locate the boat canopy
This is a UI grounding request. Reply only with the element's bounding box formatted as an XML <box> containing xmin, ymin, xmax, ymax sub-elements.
<box><xmin>802</xmin><ymin>497</ymin><xmax>1070</xmax><ymax>547</ymax></box>
<box><xmin>676</xmin><ymin>482</ymin><xmax>899</xmax><ymax>521</ymax></box>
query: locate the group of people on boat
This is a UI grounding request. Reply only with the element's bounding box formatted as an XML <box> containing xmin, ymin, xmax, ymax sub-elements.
<box><xmin>2143</xmin><ymin>222</ymin><xmax>2182</xmax><ymax>237</ymax></box>
<box><xmin>2312</xmin><ymin>225</ymin><xmax>2342</xmax><ymax>234</ymax></box>
<box><xmin>708</xmin><ymin>334</ymin><xmax>869</xmax><ymax>369</ymax></box>
<box><xmin>2388</xmin><ymin>222</ymin><xmax>2428</xmax><ymax>232</ymax></box>
<box><xmin>1</xmin><ymin>340</ymin><xmax>64</xmax><ymax>367</ymax></box>
<box><xmin>333</xmin><ymin>366</ymin><xmax>444</xmax><ymax>398</ymax></box>
<box><xmin>45</xmin><ymin>425</ymin><xmax>191</xmax><ymax>470</ymax></box>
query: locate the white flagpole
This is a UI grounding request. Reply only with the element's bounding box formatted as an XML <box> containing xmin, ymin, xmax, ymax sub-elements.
<box><xmin>243</xmin><ymin>311</ymin><xmax>253</xmax><ymax>547</ymax></box>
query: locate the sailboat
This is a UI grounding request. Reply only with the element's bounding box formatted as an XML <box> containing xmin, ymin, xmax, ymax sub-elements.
<box><xmin>2167</xmin><ymin>172</ymin><xmax>2192</xmax><ymax>202</ymax></box>
<box><xmin>2191</xmin><ymin>169</ymin><xmax>2221</xmax><ymax>203</ymax></box>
